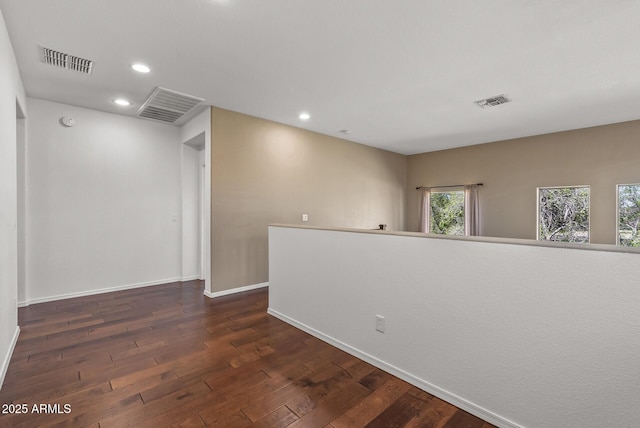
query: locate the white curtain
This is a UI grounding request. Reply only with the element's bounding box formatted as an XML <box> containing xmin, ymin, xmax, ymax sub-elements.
<box><xmin>419</xmin><ymin>188</ymin><xmax>431</xmax><ymax>233</ymax></box>
<box><xmin>465</xmin><ymin>185</ymin><xmax>480</xmax><ymax>236</ymax></box>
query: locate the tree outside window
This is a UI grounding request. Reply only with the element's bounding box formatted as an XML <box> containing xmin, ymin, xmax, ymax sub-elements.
<box><xmin>430</xmin><ymin>191</ymin><xmax>464</xmax><ymax>235</ymax></box>
<box><xmin>538</xmin><ymin>186</ymin><xmax>589</xmax><ymax>243</ymax></box>
<box><xmin>618</xmin><ymin>184</ymin><xmax>640</xmax><ymax>246</ymax></box>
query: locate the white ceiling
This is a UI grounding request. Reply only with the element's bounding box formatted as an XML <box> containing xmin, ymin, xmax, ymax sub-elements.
<box><xmin>2</xmin><ymin>0</ymin><xmax>640</xmax><ymax>155</ymax></box>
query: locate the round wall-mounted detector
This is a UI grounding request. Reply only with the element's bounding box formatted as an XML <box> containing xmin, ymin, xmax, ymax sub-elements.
<box><xmin>61</xmin><ymin>116</ymin><xmax>75</xmax><ymax>127</ymax></box>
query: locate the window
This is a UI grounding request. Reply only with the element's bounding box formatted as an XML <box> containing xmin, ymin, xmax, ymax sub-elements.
<box><xmin>430</xmin><ymin>190</ymin><xmax>464</xmax><ymax>235</ymax></box>
<box><xmin>538</xmin><ymin>186</ymin><xmax>590</xmax><ymax>243</ymax></box>
<box><xmin>617</xmin><ymin>184</ymin><xmax>640</xmax><ymax>246</ymax></box>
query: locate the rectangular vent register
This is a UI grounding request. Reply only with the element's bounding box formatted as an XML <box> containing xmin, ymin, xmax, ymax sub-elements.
<box><xmin>137</xmin><ymin>87</ymin><xmax>204</xmax><ymax>124</ymax></box>
<box><xmin>41</xmin><ymin>46</ymin><xmax>93</xmax><ymax>74</ymax></box>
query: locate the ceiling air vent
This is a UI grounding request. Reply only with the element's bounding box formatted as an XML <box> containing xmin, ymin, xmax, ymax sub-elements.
<box><xmin>137</xmin><ymin>87</ymin><xmax>204</xmax><ymax>124</ymax></box>
<box><xmin>41</xmin><ymin>46</ymin><xmax>93</xmax><ymax>74</ymax></box>
<box><xmin>474</xmin><ymin>94</ymin><xmax>510</xmax><ymax>108</ymax></box>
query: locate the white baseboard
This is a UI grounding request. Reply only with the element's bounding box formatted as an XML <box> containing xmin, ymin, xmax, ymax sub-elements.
<box><xmin>181</xmin><ymin>275</ymin><xmax>202</xmax><ymax>281</ymax></box>
<box><xmin>267</xmin><ymin>308</ymin><xmax>522</xmax><ymax>428</ymax></box>
<box><xmin>18</xmin><ymin>277</ymin><xmax>184</xmax><ymax>307</ymax></box>
<box><xmin>0</xmin><ymin>326</ymin><xmax>20</xmax><ymax>391</ymax></box>
<box><xmin>204</xmin><ymin>282</ymin><xmax>269</xmax><ymax>299</ymax></box>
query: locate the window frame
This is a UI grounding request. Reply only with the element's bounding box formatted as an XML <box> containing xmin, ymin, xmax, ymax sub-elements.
<box><xmin>616</xmin><ymin>183</ymin><xmax>640</xmax><ymax>246</ymax></box>
<box><xmin>536</xmin><ymin>185</ymin><xmax>591</xmax><ymax>243</ymax></box>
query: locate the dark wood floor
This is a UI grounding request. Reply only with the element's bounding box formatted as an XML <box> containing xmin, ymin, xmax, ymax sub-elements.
<box><xmin>0</xmin><ymin>281</ymin><xmax>495</xmax><ymax>427</ymax></box>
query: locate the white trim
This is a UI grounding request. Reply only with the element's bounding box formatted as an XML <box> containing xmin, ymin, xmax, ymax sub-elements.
<box><xmin>267</xmin><ymin>308</ymin><xmax>523</xmax><ymax>428</ymax></box>
<box><xmin>204</xmin><ymin>282</ymin><xmax>269</xmax><ymax>299</ymax></box>
<box><xmin>181</xmin><ymin>275</ymin><xmax>201</xmax><ymax>282</ymax></box>
<box><xmin>617</xmin><ymin>183</ymin><xmax>622</xmax><ymax>245</ymax></box>
<box><xmin>0</xmin><ymin>327</ymin><xmax>20</xmax><ymax>391</ymax></box>
<box><xmin>18</xmin><ymin>277</ymin><xmax>183</xmax><ymax>307</ymax></box>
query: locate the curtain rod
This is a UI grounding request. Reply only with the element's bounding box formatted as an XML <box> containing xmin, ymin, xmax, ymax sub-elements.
<box><xmin>415</xmin><ymin>183</ymin><xmax>483</xmax><ymax>190</ymax></box>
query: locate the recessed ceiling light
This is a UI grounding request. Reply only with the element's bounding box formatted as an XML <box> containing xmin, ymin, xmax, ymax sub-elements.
<box><xmin>131</xmin><ymin>63</ymin><xmax>150</xmax><ymax>73</ymax></box>
<box><xmin>299</xmin><ymin>112</ymin><xmax>310</xmax><ymax>120</ymax></box>
<box><xmin>114</xmin><ymin>98</ymin><xmax>131</xmax><ymax>106</ymax></box>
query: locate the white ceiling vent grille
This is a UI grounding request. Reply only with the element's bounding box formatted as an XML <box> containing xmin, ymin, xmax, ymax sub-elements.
<box><xmin>137</xmin><ymin>87</ymin><xmax>204</xmax><ymax>124</ymax></box>
<box><xmin>41</xmin><ymin>46</ymin><xmax>93</xmax><ymax>74</ymax></box>
<box><xmin>474</xmin><ymin>94</ymin><xmax>510</xmax><ymax>108</ymax></box>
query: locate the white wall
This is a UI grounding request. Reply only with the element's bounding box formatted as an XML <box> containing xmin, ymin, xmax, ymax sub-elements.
<box><xmin>269</xmin><ymin>226</ymin><xmax>640</xmax><ymax>428</ymax></box>
<box><xmin>0</xmin><ymin>8</ymin><xmax>26</xmax><ymax>389</ymax></box>
<box><xmin>180</xmin><ymin>108</ymin><xmax>211</xmax><ymax>293</ymax></box>
<box><xmin>24</xmin><ymin>98</ymin><xmax>183</xmax><ymax>304</ymax></box>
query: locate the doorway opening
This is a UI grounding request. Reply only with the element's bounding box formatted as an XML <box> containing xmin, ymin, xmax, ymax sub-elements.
<box><xmin>16</xmin><ymin>99</ymin><xmax>26</xmax><ymax>305</ymax></box>
<box><xmin>182</xmin><ymin>133</ymin><xmax>206</xmax><ymax>281</ymax></box>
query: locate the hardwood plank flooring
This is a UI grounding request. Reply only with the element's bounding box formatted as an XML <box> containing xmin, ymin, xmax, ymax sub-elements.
<box><xmin>0</xmin><ymin>281</ymin><xmax>496</xmax><ymax>427</ymax></box>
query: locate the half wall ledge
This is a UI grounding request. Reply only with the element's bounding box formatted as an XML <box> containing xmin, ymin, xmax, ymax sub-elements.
<box><xmin>269</xmin><ymin>223</ymin><xmax>640</xmax><ymax>255</ymax></box>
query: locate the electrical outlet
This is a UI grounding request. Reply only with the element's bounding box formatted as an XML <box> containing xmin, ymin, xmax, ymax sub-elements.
<box><xmin>375</xmin><ymin>315</ymin><xmax>385</xmax><ymax>333</ymax></box>
<box><xmin>301</xmin><ymin>213</ymin><xmax>309</xmax><ymax>222</ymax></box>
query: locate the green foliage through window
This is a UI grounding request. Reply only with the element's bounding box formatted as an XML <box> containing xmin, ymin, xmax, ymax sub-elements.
<box><xmin>618</xmin><ymin>184</ymin><xmax>640</xmax><ymax>247</ymax></box>
<box><xmin>430</xmin><ymin>191</ymin><xmax>464</xmax><ymax>235</ymax></box>
<box><xmin>538</xmin><ymin>187</ymin><xmax>589</xmax><ymax>243</ymax></box>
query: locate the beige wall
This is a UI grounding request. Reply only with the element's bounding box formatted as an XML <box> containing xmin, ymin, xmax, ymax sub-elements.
<box><xmin>407</xmin><ymin>119</ymin><xmax>640</xmax><ymax>244</ymax></box>
<box><xmin>211</xmin><ymin>107</ymin><xmax>407</xmax><ymax>292</ymax></box>
<box><xmin>210</xmin><ymin>109</ymin><xmax>640</xmax><ymax>291</ymax></box>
